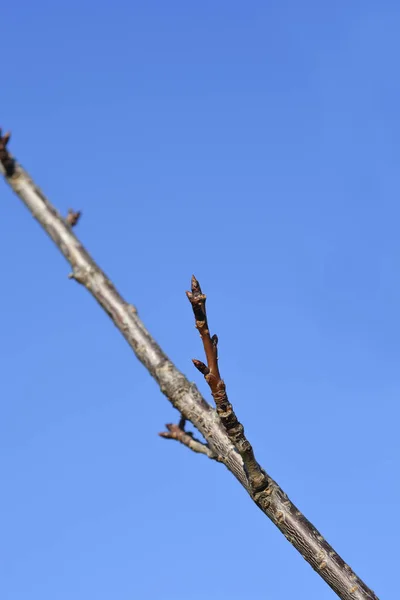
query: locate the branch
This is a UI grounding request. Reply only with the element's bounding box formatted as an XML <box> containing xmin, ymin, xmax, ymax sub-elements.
<box><xmin>0</xmin><ymin>129</ymin><xmax>379</xmax><ymax>600</ymax></box>
<box><xmin>159</xmin><ymin>418</ymin><xmax>218</xmax><ymax>460</ymax></box>
<box><xmin>187</xmin><ymin>275</ymin><xmax>268</xmax><ymax>493</ymax></box>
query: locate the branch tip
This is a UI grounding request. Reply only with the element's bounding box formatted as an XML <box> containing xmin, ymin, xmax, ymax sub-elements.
<box><xmin>191</xmin><ymin>274</ymin><xmax>199</xmax><ymax>291</ymax></box>
<box><xmin>2</xmin><ymin>131</ymin><xmax>11</xmax><ymax>146</ymax></box>
<box><xmin>0</xmin><ymin>128</ymin><xmax>15</xmax><ymax>176</ymax></box>
<box><xmin>192</xmin><ymin>358</ymin><xmax>209</xmax><ymax>375</ymax></box>
<box><xmin>66</xmin><ymin>209</ymin><xmax>82</xmax><ymax>227</ymax></box>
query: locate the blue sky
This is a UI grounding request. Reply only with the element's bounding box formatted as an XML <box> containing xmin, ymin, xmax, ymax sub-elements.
<box><xmin>1</xmin><ymin>2</ymin><xmax>398</xmax><ymax>598</ymax></box>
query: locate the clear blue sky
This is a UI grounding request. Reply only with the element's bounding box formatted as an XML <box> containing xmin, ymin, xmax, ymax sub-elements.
<box><xmin>1</xmin><ymin>2</ymin><xmax>398</xmax><ymax>599</ymax></box>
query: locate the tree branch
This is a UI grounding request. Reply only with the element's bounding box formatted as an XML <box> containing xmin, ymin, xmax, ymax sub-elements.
<box><xmin>159</xmin><ymin>418</ymin><xmax>218</xmax><ymax>460</ymax></box>
<box><xmin>0</xmin><ymin>129</ymin><xmax>379</xmax><ymax>600</ymax></box>
<box><xmin>187</xmin><ymin>275</ymin><xmax>268</xmax><ymax>493</ymax></box>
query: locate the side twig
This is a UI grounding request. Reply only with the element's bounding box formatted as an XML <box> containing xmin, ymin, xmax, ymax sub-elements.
<box><xmin>159</xmin><ymin>418</ymin><xmax>218</xmax><ymax>460</ymax></box>
<box><xmin>65</xmin><ymin>208</ymin><xmax>82</xmax><ymax>228</ymax></box>
<box><xmin>0</xmin><ymin>129</ymin><xmax>379</xmax><ymax>600</ymax></box>
<box><xmin>187</xmin><ymin>275</ymin><xmax>268</xmax><ymax>493</ymax></box>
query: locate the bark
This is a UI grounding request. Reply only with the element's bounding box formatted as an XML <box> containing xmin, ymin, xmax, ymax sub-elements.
<box><xmin>0</xmin><ymin>131</ymin><xmax>379</xmax><ymax>600</ymax></box>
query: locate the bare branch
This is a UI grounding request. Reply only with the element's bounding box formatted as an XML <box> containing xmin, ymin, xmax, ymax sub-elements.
<box><xmin>0</xmin><ymin>130</ymin><xmax>379</xmax><ymax>600</ymax></box>
<box><xmin>159</xmin><ymin>422</ymin><xmax>218</xmax><ymax>460</ymax></box>
<box><xmin>187</xmin><ymin>275</ymin><xmax>268</xmax><ymax>493</ymax></box>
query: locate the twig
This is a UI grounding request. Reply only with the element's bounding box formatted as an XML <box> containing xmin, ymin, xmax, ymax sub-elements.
<box><xmin>159</xmin><ymin>422</ymin><xmax>218</xmax><ymax>460</ymax></box>
<box><xmin>187</xmin><ymin>275</ymin><xmax>268</xmax><ymax>493</ymax></box>
<box><xmin>0</xmin><ymin>129</ymin><xmax>15</xmax><ymax>176</ymax></box>
<box><xmin>65</xmin><ymin>208</ymin><xmax>82</xmax><ymax>227</ymax></box>
<box><xmin>0</xmin><ymin>129</ymin><xmax>379</xmax><ymax>600</ymax></box>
